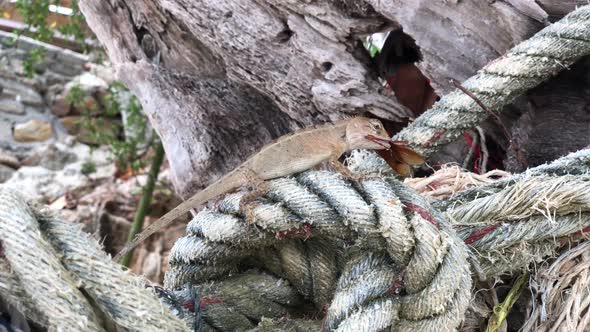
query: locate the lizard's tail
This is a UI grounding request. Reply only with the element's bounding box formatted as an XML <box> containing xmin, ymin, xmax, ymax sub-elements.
<box><xmin>113</xmin><ymin>169</ymin><xmax>245</xmax><ymax>262</ymax></box>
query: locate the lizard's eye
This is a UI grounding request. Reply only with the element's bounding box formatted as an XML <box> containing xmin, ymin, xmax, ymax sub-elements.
<box><xmin>371</xmin><ymin>123</ymin><xmax>381</xmax><ymax>131</ymax></box>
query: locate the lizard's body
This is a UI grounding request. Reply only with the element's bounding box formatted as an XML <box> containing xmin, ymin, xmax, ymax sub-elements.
<box><xmin>115</xmin><ymin>117</ymin><xmax>422</xmax><ymax>261</ymax></box>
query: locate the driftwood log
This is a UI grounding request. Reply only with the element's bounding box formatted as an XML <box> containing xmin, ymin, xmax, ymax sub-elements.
<box><xmin>80</xmin><ymin>0</ymin><xmax>587</xmax><ymax>198</ymax></box>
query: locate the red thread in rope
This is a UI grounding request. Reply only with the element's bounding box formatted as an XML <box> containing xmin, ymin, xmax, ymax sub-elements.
<box><xmin>275</xmin><ymin>223</ymin><xmax>313</xmax><ymax>240</ymax></box>
<box><xmin>464</xmin><ymin>132</ymin><xmax>482</xmax><ymax>173</ymax></box>
<box><xmin>403</xmin><ymin>202</ymin><xmax>439</xmax><ymax>228</ymax></box>
<box><xmin>464</xmin><ymin>224</ymin><xmax>500</xmax><ymax>244</ymax></box>
<box><xmin>200</xmin><ymin>296</ymin><xmax>224</xmax><ymax>309</ymax></box>
<box><xmin>387</xmin><ymin>274</ymin><xmax>405</xmax><ymax>296</ymax></box>
<box><xmin>182</xmin><ymin>300</ymin><xmax>195</xmax><ymax>312</ymax></box>
<box><xmin>424</xmin><ymin>129</ymin><xmax>447</xmax><ymax>147</ymax></box>
<box><xmin>569</xmin><ymin>225</ymin><xmax>590</xmax><ymax>239</ymax></box>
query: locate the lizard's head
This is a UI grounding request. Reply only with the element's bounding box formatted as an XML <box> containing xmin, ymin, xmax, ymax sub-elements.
<box><xmin>345</xmin><ymin>117</ymin><xmax>391</xmax><ymax>150</ymax></box>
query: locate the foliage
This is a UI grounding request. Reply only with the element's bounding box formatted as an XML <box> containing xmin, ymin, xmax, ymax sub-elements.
<box><xmin>364</xmin><ymin>35</ymin><xmax>382</xmax><ymax>58</ymax></box>
<box><xmin>10</xmin><ymin>0</ymin><xmax>87</xmax><ymax>77</ymax></box>
<box><xmin>67</xmin><ymin>82</ymin><xmax>151</xmax><ymax>173</ymax></box>
<box><xmin>80</xmin><ymin>161</ymin><xmax>97</xmax><ymax>176</ymax></box>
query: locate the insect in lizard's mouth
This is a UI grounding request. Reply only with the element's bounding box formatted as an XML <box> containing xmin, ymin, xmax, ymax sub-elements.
<box><xmin>365</xmin><ymin>135</ymin><xmax>392</xmax><ymax>149</ymax></box>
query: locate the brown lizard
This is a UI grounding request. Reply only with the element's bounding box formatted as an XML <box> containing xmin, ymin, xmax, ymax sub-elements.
<box><xmin>114</xmin><ymin>117</ymin><xmax>423</xmax><ymax>261</ymax></box>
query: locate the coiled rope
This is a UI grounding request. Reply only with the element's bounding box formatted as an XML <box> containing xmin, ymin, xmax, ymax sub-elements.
<box><xmin>162</xmin><ymin>148</ymin><xmax>590</xmax><ymax>331</ymax></box>
<box><xmin>165</xmin><ymin>171</ymin><xmax>471</xmax><ymax>331</ymax></box>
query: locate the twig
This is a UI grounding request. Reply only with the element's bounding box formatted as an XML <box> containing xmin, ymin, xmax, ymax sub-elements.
<box><xmin>120</xmin><ymin>141</ymin><xmax>166</xmax><ymax>267</ymax></box>
<box><xmin>486</xmin><ymin>272</ymin><xmax>530</xmax><ymax>332</ymax></box>
<box><xmin>451</xmin><ymin>79</ymin><xmax>526</xmax><ymax>168</ymax></box>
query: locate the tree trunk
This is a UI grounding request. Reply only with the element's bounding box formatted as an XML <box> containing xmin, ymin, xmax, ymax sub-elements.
<box><xmin>79</xmin><ymin>0</ymin><xmax>577</xmax><ymax>197</ymax></box>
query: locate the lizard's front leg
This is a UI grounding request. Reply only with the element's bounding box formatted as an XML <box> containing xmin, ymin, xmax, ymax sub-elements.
<box><xmin>237</xmin><ymin>168</ymin><xmax>268</xmax><ymax>223</ymax></box>
<box><xmin>327</xmin><ymin>147</ymin><xmax>363</xmax><ymax>182</ymax></box>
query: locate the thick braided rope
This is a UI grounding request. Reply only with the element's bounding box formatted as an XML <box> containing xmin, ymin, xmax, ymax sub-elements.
<box><xmin>165</xmin><ymin>171</ymin><xmax>472</xmax><ymax>331</ymax></box>
<box><xmin>446</xmin><ymin>175</ymin><xmax>590</xmax><ymax>279</ymax></box>
<box><xmin>0</xmin><ymin>188</ymin><xmax>189</xmax><ymax>332</ymax></box>
<box><xmin>437</xmin><ymin>148</ymin><xmax>590</xmax><ymax>211</ymax></box>
<box><xmin>394</xmin><ymin>5</ymin><xmax>590</xmax><ymax>157</ymax></box>
<box><xmin>0</xmin><ymin>189</ymin><xmax>106</xmax><ymax>331</ymax></box>
<box><xmin>0</xmin><ymin>260</ymin><xmax>48</xmax><ymax>327</ymax></box>
<box><xmin>165</xmin><ymin>146</ymin><xmax>590</xmax><ymax>329</ymax></box>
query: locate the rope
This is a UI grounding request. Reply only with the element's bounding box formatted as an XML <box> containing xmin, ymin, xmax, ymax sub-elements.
<box><xmin>436</xmin><ymin>148</ymin><xmax>590</xmax><ymax>211</ymax></box>
<box><xmin>446</xmin><ymin>175</ymin><xmax>590</xmax><ymax>279</ymax></box>
<box><xmin>0</xmin><ymin>189</ymin><xmax>189</xmax><ymax>332</ymax></box>
<box><xmin>164</xmin><ymin>171</ymin><xmax>472</xmax><ymax>331</ymax></box>
<box><xmin>415</xmin><ymin>149</ymin><xmax>590</xmax><ymax>278</ymax></box>
<box><xmin>394</xmin><ymin>5</ymin><xmax>590</xmax><ymax>158</ymax></box>
<box><xmin>163</xmin><ymin>156</ymin><xmax>590</xmax><ymax>331</ymax></box>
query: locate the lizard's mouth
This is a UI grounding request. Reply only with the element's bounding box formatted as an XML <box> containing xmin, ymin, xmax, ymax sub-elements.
<box><xmin>365</xmin><ymin>135</ymin><xmax>392</xmax><ymax>149</ymax></box>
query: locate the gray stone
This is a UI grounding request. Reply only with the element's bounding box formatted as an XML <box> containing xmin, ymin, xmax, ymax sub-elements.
<box><xmin>0</xmin><ymin>98</ymin><xmax>25</xmax><ymax>114</ymax></box>
<box><xmin>0</xmin><ymin>164</ymin><xmax>15</xmax><ymax>183</ymax></box>
<box><xmin>44</xmin><ymin>70</ymin><xmax>71</xmax><ymax>86</ymax></box>
<box><xmin>1</xmin><ymin>143</ymin><xmax>115</xmax><ymax>202</ymax></box>
<box><xmin>64</xmin><ymin>72</ymin><xmax>109</xmax><ymax>93</ymax></box>
<box><xmin>51</xmin><ymin>96</ymin><xmax>71</xmax><ymax>117</ymax></box>
<box><xmin>0</xmin><ymin>149</ymin><xmax>19</xmax><ymax>168</ymax></box>
<box><xmin>21</xmin><ymin>144</ymin><xmax>77</xmax><ymax>171</ymax></box>
<box><xmin>0</xmin><ymin>77</ymin><xmax>44</xmax><ymax>106</ymax></box>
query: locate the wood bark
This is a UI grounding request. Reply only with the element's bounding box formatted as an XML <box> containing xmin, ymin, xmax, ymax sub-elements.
<box><xmin>80</xmin><ymin>0</ymin><xmax>577</xmax><ymax>197</ymax></box>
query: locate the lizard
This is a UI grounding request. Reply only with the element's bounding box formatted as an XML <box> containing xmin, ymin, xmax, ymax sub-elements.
<box><xmin>114</xmin><ymin>117</ymin><xmax>424</xmax><ymax>261</ymax></box>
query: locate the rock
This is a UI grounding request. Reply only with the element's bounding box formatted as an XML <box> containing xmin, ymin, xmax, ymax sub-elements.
<box><xmin>61</xmin><ymin>74</ymin><xmax>105</xmax><ymax>116</ymax></box>
<box><xmin>47</xmin><ymin>84</ymin><xmax>71</xmax><ymax>117</ymax></box>
<box><xmin>44</xmin><ymin>71</ymin><xmax>71</xmax><ymax>86</ymax></box>
<box><xmin>0</xmin><ymin>77</ymin><xmax>44</xmax><ymax>106</ymax></box>
<box><xmin>0</xmin><ymin>164</ymin><xmax>15</xmax><ymax>183</ymax></box>
<box><xmin>0</xmin><ymin>98</ymin><xmax>25</xmax><ymax>114</ymax></box>
<box><xmin>1</xmin><ymin>144</ymin><xmax>115</xmax><ymax>202</ymax></box>
<box><xmin>85</xmin><ymin>63</ymin><xmax>117</xmax><ymax>83</ymax></box>
<box><xmin>20</xmin><ymin>144</ymin><xmax>77</xmax><ymax>171</ymax></box>
<box><xmin>71</xmin><ymin>95</ymin><xmax>100</xmax><ymax>115</ymax></box>
<box><xmin>61</xmin><ymin>116</ymin><xmax>120</xmax><ymax>145</ymax></box>
<box><xmin>51</xmin><ymin>96</ymin><xmax>72</xmax><ymax>117</ymax></box>
<box><xmin>2</xmin><ymin>166</ymin><xmax>87</xmax><ymax>202</ymax></box>
<box><xmin>66</xmin><ymin>72</ymin><xmax>109</xmax><ymax>91</ymax></box>
<box><xmin>61</xmin><ymin>116</ymin><xmax>85</xmax><ymax>136</ymax></box>
<box><xmin>13</xmin><ymin>119</ymin><xmax>53</xmax><ymax>142</ymax></box>
<box><xmin>0</xmin><ymin>149</ymin><xmax>19</xmax><ymax>168</ymax></box>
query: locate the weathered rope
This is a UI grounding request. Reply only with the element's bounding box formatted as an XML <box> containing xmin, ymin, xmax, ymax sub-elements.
<box><xmin>437</xmin><ymin>148</ymin><xmax>590</xmax><ymax>211</ymax></box>
<box><xmin>350</xmin><ymin>149</ymin><xmax>590</xmax><ymax>279</ymax></box>
<box><xmin>0</xmin><ymin>190</ymin><xmax>106</xmax><ymax>332</ymax></box>
<box><xmin>394</xmin><ymin>5</ymin><xmax>590</xmax><ymax>158</ymax></box>
<box><xmin>446</xmin><ymin>175</ymin><xmax>590</xmax><ymax>278</ymax></box>
<box><xmin>3</xmin><ymin>163</ymin><xmax>590</xmax><ymax>331</ymax></box>
<box><xmin>404</xmin><ymin>164</ymin><xmax>511</xmax><ymax>201</ymax></box>
<box><xmin>164</xmin><ymin>171</ymin><xmax>472</xmax><ymax>331</ymax></box>
<box><xmin>522</xmin><ymin>241</ymin><xmax>590</xmax><ymax>331</ymax></box>
<box><xmin>0</xmin><ymin>189</ymin><xmax>189</xmax><ymax>332</ymax></box>
<box><xmin>162</xmin><ymin>147</ymin><xmax>590</xmax><ymax>330</ymax></box>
